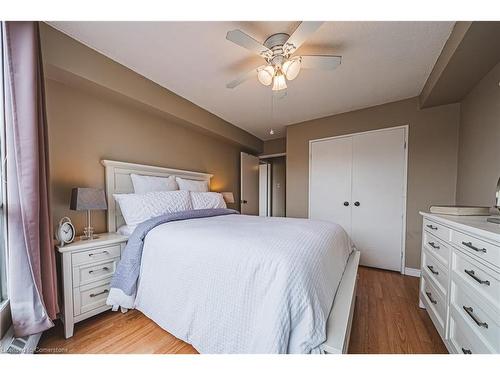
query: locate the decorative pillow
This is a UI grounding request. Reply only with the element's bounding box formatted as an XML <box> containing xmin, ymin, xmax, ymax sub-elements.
<box><xmin>113</xmin><ymin>190</ymin><xmax>192</xmax><ymax>226</ymax></box>
<box><xmin>131</xmin><ymin>174</ymin><xmax>178</xmax><ymax>194</ymax></box>
<box><xmin>190</xmin><ymin>192</ymin><xmax>227</xmax><ymax>210</ymax></box>
<box><xmin>176</xmin><ymin>177</ymin><xmax>209</xmax><ymax>192</ymax></box>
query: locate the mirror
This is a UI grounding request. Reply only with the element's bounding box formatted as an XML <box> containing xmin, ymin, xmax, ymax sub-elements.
<box><xmin>496</xmin><ymin>177</ymin><xmax>500</xmax><ymax>208</ymax></box>
<box><xmin>487</xmin><ymin>177</ymin><xmax>500</xmax><ymax>224</ymax></box>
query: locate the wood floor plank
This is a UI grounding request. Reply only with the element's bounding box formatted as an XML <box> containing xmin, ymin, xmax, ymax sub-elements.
<box><xmin>38</xmin><ymin>266</ymin><xmax>447</xmax><ymax>354</ymax></box>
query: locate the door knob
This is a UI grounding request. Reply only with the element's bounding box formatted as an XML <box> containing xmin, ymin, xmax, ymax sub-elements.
<box><xmin>354</xmin><ymin>201</ymin><xmax>360</xmax><ymax>207</ymax></box>
<box><xmin>241</xmin><ymin>200</ymin><xmax>248</xmax><ymax>204</ymax></box>
<box><xmin>343</xmin><ymin>201</ymin><xmax>349</xmax><ymax>206</ymax></box>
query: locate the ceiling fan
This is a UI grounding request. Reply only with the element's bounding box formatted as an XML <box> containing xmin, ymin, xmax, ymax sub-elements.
<box><xmin>226</xmin><ymin>21</ymin><xmax>342</xmax><ymax>91</ymax></box>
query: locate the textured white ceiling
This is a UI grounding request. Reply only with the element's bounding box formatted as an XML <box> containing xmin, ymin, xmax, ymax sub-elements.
<box><xmin>48</xmin><ymin>21</ymin><xmax>454</xmax><ymax>140</ymax></box>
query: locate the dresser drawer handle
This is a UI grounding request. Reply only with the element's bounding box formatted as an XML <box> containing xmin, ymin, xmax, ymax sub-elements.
<box><xmin>89</xmin><ymin>266</ymin><xmax>110</xmax><ymax>274</ymax></box>
<box><xmin>461</xmin><ymin>348</ymin><xmax>472</xmax><ymax>354</ymax></box>
<box><xmin>426</xmin><ymin>224</ymin><xmax>438</xmax><ymax>230</ymax></box>
<box><xmin>90</xmin><ymin>289</ymin><xmax>109</xmax><ymax>298</ymax></box>
<box><xmin>88</xmin><ymin>250</ymin><xmax>109</xmax><ymax>257</ymax></box>
<box><xmin>427</xmin><ymin>265</ymin><xmax>439</xmax><ymax>275</ymax></box>
<box><xmin>461</xmin><ymin>241</ymin><xmax>487</xmax><ymax>253</ymax></box>
<box><xmin>464</xmin><ymin>269</ymin><xmax>490</xmax><ymax>286</ymax></box>
<box><xmin>463</xmin><ymin>306</ymin><xmax>488</xmax><ymax>328</ymax></box>
<box><xmin>425</xmin><ymin>291</ymin><xmax>437</xmax><ymax>304</ymax></box>
<box><xmin>428</xmin><ymin>241</ymin><xmax>440</xmax><ymax>249</ymax></box>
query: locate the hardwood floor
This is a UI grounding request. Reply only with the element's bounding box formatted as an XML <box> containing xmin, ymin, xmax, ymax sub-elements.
<box><xmin>38</xmin><ymin>266</ymin><xmax>446</xmax><ymax>354</ymax></box>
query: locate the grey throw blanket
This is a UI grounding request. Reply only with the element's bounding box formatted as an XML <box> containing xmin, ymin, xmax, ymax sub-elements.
<box><xmin>106</xmin><ymin>208</ymin><xmax>239</xmax><ymax>310</ymax></box>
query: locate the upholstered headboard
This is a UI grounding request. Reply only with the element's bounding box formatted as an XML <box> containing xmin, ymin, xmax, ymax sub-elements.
<box><xmin>101</xmin><ymin>160</ymin><xmax>213</xmax><ymax>232</ymax></box>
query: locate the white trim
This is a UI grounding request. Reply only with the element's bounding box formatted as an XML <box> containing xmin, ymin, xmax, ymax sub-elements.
<box><xmin>308</xmin><ymin>124</ymin><xmax>409</xmax><ymax>274</ymax></box>
<box><xmin>404</xmin><ymin>267</ymin><xmax>421</xmax><ymax>277</ymax></box>
<box><xmin>101</xmin><ymin>160</ymin><xmax>213</xmax><ymax>232</ymax></box>
<box><xmin>259</xmin><ymin>152</ymin><xmax>286</xmax><ymax>159</ymax></box>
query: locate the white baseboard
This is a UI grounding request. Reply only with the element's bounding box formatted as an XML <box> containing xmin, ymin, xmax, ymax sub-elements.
<box><xmin>404</xmin><ymin>267</ymin><xmax>421</xmax><ymax>277</ymax></box>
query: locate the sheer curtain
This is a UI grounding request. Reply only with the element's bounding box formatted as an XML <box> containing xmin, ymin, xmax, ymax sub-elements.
<box><xmin>3</xmin><ymin>21</ymin><xmax>59</xmax><ymax>337</ymax></box>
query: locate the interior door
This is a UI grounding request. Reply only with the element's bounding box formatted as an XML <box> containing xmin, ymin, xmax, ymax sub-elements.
<box><xmin>240</xmin><ymin>152</ymin><xmax>260</xmax><ymax>215</ymax></box>
<box><xmin>351</xmin><ymin>128</ymin><xmax>406</xmax><ymax>271</ymax></box>
<box><xmin>309</xmin><ymin>136</ymin><xmax>353</xmax><ymax>236</ymax></box>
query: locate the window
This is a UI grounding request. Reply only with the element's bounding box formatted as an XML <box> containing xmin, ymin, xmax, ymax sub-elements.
<box><xmin>0</xmin><ymin>22</ymin><xmax>7</xmax><ymax>305</ymax></box>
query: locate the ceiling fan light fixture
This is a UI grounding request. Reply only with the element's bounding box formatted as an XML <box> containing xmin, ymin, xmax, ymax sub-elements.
<box><xmin>257</xmin><ymin>65</ymin><xmax>275</xmax><ymax>86</ymax></box>
<box><xmin>282</xmin><ymin>57</ymin><xmax>302</xmax><ymax>81</ymax></box>
<box><xmin>272</xmin><ymin>71</ymin><xmax>287</xmax><ymax>91</ymax></box>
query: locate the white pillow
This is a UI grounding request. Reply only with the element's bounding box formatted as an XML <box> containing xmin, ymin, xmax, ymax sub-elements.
<box><xmin>190</xmin><ymin>192</ymin><xmax>227</xmax><ymax>210</ymax></box>
<box><xmin>176</xmin><ymin>177</ymin><xmax>209</xmax><ymax>192</ymax></box>
<box><xmin>117</xmin><ymin>224</ymin><xmax>137</xmax><ymax>236</ymax></box>
<box><xmin>131</xmin><ymin>174</ymin><xmax>178</xmax><ymax>194</ymax></box>
<box><xmin>113</xmin><ymin>190</ymin><xmax>192</xmax><ymax>226</ymax></box>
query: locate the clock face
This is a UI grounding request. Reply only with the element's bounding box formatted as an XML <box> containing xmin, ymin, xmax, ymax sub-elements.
<box><xmin>60</xmin><ymin>222</ymin><xmax>74</xmax><ymax>243</ymax></box>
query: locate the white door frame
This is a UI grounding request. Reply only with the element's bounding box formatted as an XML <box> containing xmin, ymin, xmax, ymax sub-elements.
<box><xmin>308</xmin><ymin>124</ymin><xmax>409</xmax><ymax>274</ymax></box>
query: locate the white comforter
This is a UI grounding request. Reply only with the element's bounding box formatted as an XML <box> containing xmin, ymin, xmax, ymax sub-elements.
<box><xmin>134</xmin><ymin>214</ymin><xmax>352</xmax><ymax>354</ymax></box>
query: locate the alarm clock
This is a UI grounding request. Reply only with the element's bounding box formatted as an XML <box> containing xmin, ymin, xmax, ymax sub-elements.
<box><xmin>56</xmin><ymin>217</ymin><xmax>76</xmax><ymax>247</ymax></box>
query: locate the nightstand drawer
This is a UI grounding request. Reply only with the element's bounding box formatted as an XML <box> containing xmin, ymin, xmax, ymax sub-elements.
<box><xmin>72</xmin><ymin>244</ymin><xmax>121</xmax><ymax>266</ymax></box>
<box><xmin>74</xmin><ymin>279</ymin><xmax>111</xmax><ymax>316</ymax></box>
<box><xmin>73</xmin><ymin>258</ymin><xmax>119</xmax><ymax>287</ymax></box>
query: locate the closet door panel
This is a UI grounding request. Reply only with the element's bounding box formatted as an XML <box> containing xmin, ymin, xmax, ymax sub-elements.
<box><xmin>309</xmin><ymin>137</ymin><xmax>352</xmax><ymax>235</ymax></box>
<box><xmin>351</xmin><ymin>128</ymin><xmax>406</xmax><ymax>271</ymax></box>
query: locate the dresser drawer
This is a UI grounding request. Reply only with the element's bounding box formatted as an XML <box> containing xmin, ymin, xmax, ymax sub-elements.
<box><xmin>451</xmin><ymin>230</ymin><xmax>500</xmax><ymax>270</ymax></box>
<box><xmin>451</xmin><ymin>280</ymin><xmax>500</xmax><ymax>352</ymax></box>
<box><xmin>420</xmin><ymin>275</ymin><xmax>447</xmax><ymax>337</ymax></box>
<box><xmin>449</xmin><ymin>305</ymin><xmax>494</xmax><ymax>354</ymax></box>
<box><xmin>72</xmin><ymin>257</ymin><xmax>119</xmax><ymax>287</ymax></box>
<box><xmin>423</xmin><ymin>218</ymin><xmax>450</xmax><ymax>242</ymax></box>
<box><xmin>72</xmin><ymin>244</ymin><xmax>121</xmax><ymax>266</ymax></box>
<box><xmin>452</xmin><ymin>249</ymin><xmax>500</xmax><ymax>311</ymax></box>
<box><xmin>74</xmin><ymin>279</ymin><xmax>111</xmax><ymax>316</ymax></box>
<box><xmin>423</xmin><ymin>231</ymin><xmax>450</xmax><ymax>267</ymax></box>
<box><xmin>422</xmin><ymin>248</ymin><xmax>449</xmax><ymax>295</ymax></box>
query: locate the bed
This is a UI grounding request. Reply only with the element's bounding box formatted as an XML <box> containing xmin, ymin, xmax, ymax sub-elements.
<box><xmin>102</xmin><ymin>159</ymin><xmax>360</xmax><ymax>354</ymax></box>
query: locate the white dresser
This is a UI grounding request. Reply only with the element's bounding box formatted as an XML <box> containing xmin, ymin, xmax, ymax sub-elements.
<box><xmin>419</xmin><ymin>212</ymin><xmax>500</xmax><ymax>354</ymax></box>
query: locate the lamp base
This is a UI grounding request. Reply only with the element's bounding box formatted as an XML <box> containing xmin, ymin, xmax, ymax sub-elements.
<box><xmin>80</xmin><ymin>225</ymin><xmax>98</xmax><ymax>241</ymax></box>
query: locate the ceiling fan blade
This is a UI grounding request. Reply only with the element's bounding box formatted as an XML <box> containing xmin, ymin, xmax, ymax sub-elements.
<box><xmin>226</xmin><ymin>30</ymin><xmax>273</xmax><ymax>58</ymax></box>
<box><xmin>226</xmin><ymin>65</ymin><xmax>265</xmax><ymax>89</ymax></box>
<box><xmin>301</xmin><ymin>55</ymin><xmax>342</xmax><ymax>70</ymax></box>
<box><xmin>284</xmin><ymin>22</ymin><xmax>324</xmax><ymax>54</ymax></box>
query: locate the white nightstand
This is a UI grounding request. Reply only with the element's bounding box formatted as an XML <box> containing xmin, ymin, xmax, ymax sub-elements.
<box><xmin>57</xmin><ymin>233</ymin><xmax>127</xmax><ymax>338</ymax></box>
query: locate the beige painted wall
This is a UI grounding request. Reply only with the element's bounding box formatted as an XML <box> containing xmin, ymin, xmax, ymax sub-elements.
<box><xmin>456</xmin><ymin>61</ymin><xmax>500</xmax><ymax>206</ymax></box>
<box><xmin>286</xmin><ymin>97</ymin><xmax>460</xmax><ymax>268</ymax></box>
<box><xmin>46</xmin><ymin>79</ymin><xmax>243</xmax><ymax>235</ymax></box>
<box><xmin>262</xmin><ymin>138</ymin><xmax>286</xmax><ymax>155</ymax></box>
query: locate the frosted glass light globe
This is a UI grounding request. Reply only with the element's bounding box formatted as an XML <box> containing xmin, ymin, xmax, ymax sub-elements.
<box><xmin>257</xmin><ymin>65</ymin><xmax>275</xmax><ymax>86</ymax></box>
<box><xmin>282</xmin><ymin>57</ymin><xmax>302</xmax><ymax>81</ymax></box>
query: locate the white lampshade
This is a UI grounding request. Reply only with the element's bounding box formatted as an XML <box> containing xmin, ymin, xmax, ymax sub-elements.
<box><xmin>257</xmin><ymin>65</ymin><xmax>275</xmax><ymax>86</ymax></box>
<box><xmin>282</xmin><ymin>57</ymin><xmax>302</xmax><ymax>81</ymax></box>
<box><xmin>272</xmin><ymin>72</ymin><xmax>287</xmax><ymax>91</ymax></box>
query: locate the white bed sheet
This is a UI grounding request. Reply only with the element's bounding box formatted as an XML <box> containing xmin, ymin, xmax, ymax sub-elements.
<box><xmin>134</xmin><ymin>214</ymin><xmax>352</xmax><ymax>354</ymax></box>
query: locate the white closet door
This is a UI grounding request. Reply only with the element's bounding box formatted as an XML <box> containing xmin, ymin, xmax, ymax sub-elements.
<box><xmin>351</xmin><ymin>128</ymin><xmax>406</xmax><ymax>271</ymax></box>
<box><xmin>309</xmin><ymin>136</ymin><xmax>353</xmax><ymax>235</ymax></box>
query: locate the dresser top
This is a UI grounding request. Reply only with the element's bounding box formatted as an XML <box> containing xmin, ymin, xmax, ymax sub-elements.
<box><xmin>420</xmin><ymin>212</ymin><xmax>500</xmax><ymax>243</ymax></box>
<box><xmin>57</xmin><ymin>232</ymin><xmax>128</xmax><ymax>253</ymax></box>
